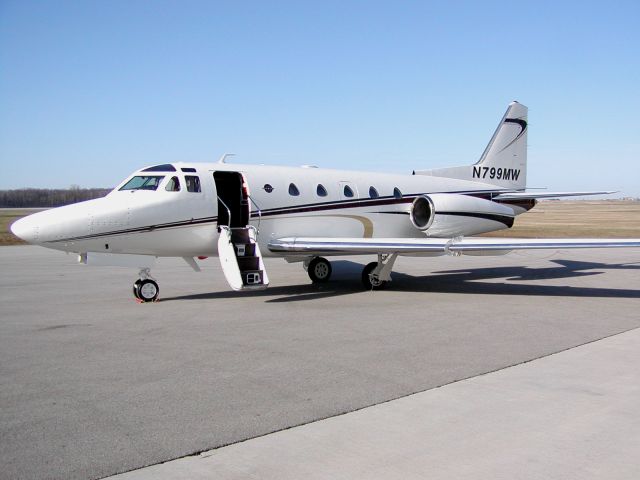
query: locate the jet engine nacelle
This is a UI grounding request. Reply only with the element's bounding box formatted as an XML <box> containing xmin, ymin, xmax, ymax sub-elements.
<box><xmin>409</xmin><ymin>193</ymin><xmax>515</xmax><ymax>237</ymax></box>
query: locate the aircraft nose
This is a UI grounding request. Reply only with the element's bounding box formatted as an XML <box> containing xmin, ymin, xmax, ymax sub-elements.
<box><xmin>10</xmin><ymin>215</ymin><xmax>38</xmax><ymax>243</ymax></box>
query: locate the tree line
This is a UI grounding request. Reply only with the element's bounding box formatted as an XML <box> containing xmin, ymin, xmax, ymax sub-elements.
<box><xmin>0</xmin><ymin>187</ymin><xmax>112</xmax><ymax>208</ymax></box>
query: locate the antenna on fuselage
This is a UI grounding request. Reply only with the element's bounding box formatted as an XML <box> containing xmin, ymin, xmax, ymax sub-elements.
<box><xmin>217</xmin><ymin>153</ymin><xmax>236</xmax><ymax>164</ymax></box>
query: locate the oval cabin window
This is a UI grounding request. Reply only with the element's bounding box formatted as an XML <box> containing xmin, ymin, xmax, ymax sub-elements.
<box><xmin>263</xmin><ymin>184</ymin><xmax>274</xmax><ymax>193</ymax></box>
<box><xmin>369</xmin><ymin>186</ymin><xmax>379</xmax><ymax>198</ymax></box>
<box><xmin>343</xmin><ymin>185</ymin><xmax>354</xmax><ymax>198</ymax></box>
<box><xmin>393</xmin><ymin>187</ymin><xmax>403</xmax><ymax>199</ymax></box>
<box><xmin>317</xmin><ymin>184</ymin><xmax>328</xmax><ymax>197</ymax></box>
<box><xmin>289</xmin><ymin>183</ymin><xmax>300</xmax><ymax>196</ymax></box>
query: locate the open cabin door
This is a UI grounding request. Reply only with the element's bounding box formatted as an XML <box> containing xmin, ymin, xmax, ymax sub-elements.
<box><xmin>213</xmin><ymin>171</ymin><xmax>269</xmax><ymax>291</ymax></box>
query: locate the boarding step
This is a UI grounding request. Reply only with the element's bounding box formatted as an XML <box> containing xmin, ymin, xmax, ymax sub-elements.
<box><xmin>237</xmin><ymin>256</ymin><xmax>260</xmax><ymax>272</ymax></box>
<box><xmin>231</xmin><ymin>229</ymin><xmax>250</xmax><ymax>244</ymax></box>
<box><xmin>217</xmin><ymin>225</ymin><xmax>269</xmax><ymax>291</ymax></box>
<box><xmin>235</xmin><ymin>243</ymin><xmax>256</xmax><ymax>257</ymax></box>
<box><xmin>241</xmin><ymin>270</ymin><xmax>264</xmax><ymax>286</ymax></box>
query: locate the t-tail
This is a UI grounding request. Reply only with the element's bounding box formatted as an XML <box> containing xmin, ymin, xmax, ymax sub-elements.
<box><xmin>415</xmin><ymin>101</ymin><xmax>528</xmax><ymax>190</ymax></box>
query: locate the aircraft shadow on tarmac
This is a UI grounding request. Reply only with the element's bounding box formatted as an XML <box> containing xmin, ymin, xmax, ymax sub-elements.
<box><xmin>162</xmin><ymin>259</ymin><xmax>640</xmax><ymax>303</ymax></box>
<box><xmin>411</xmin><ymin>259</ymin><xmax>640</xmax><ymax>298</ymax></box>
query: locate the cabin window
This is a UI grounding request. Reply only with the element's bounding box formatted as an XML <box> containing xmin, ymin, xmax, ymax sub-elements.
<box><xmin>142</xmin><ymin>164</ymin><xmax>176</xmax><ymax>172</ymax></box>
<box><xmin>166</xmin><ymin>176</ymin><xmax>181</xmax><ymax>192</ymax></box>
<box><xmin>263</xmin><ymin>184</ymin><xmax>274</xmax><ymax>193</ymax></box>
<box><xmin>316</xmin><ymin>184</ymin><xmax>328</xmax><ymax>197</ymax></box>
<box><xmin>185</xmin><ymin>175</ymin><xmax>201</xmax><ymax>193</ymax></box>
<box><xmin>393</xmin><ymin>187</ymin><xmax>403</xmax><ymax>199</ymax></box>
<box><xmin>181</xmin><ymin>167</ymin><xmax>197</xmax><ymax>173</ymax></box>
<box><xmin>289</xmin><ymin>183</ymin><xmax>300</xmax><ymax>196</ymax></box>
<box><xmin>119</xmin><ymin>176</ymin><xmax>164</xmax><ymax>191</ymax></box>
<box><xmin>369</xmin><ymin>186</ymin><xmax>379</xmax><ymax>198</ymax></box>
<box><xmin>343</xmin><ymin>185</ymin><xmax>354</xmax><ymax>198</ymax></box>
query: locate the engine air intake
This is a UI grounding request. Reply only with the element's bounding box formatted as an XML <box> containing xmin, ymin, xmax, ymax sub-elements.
<box><xmin>410</xmin><ymin>195</ymin><xmax>435</xmax><ymax>230</ymax></box>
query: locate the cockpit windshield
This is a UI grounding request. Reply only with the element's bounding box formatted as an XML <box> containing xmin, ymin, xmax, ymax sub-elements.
<box><xmin>119</xmin><ymin>175</ymin><xmax>165</xmax><ymax>191</ymax></box>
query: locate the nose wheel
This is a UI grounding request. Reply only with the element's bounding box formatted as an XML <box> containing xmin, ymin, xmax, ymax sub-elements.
<box><xmin>133</xmin><ymin>269</ymin><xmax>159</xmax><ymax>302</ymax></box>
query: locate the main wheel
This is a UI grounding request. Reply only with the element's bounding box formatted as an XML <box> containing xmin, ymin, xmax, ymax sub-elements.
<box><xmin>137</xmin><ymin>279</ymin><xmax>159</xmax><ymax>302</ymax></box>
<box><xmin>362</xmin><ymin>262</ymin><xmax>387</xmax><ymax>290</ymax></box>
<box><xmin>308</xmin><ymin>257</ymin><xmax>332</xmax><ymax>283</ymax></box>
<box><xmin>133</xmin><ymin>279</ymin><xmax>142</xmax><ymax>299</ymax></box>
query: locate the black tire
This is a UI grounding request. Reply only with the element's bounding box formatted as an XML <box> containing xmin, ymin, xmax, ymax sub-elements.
<box><xmin>133</xmin><ymin>279</ymin><xmax>142</xmax><ymax>299</ymax></box>
<box><xmin>362</xmin><ymin>262</ymin><xmax>387</xmax><ymax>290</ymax></box>
<box><xmin>308</xmin><ymin>257</ymin><xmax>332</xmax><ymax>283</ymax></box>
<box><xmin>138</xmin><ymin>279</ymin><xmax>159</xmax><ymax>302</ymax></box>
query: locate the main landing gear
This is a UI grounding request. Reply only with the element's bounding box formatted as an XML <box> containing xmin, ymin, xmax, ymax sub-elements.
<box><xmin>304</xmin><ymin>253</ymin><xmax>399</xmax><ymax>290</ymax></box>
<box><xmin>133</xmin><ymin>268</ymin><xmax>159</xmax><ymax>303</ymax></box>
<box><xmin>306</xmin><ymin>257</ymin><xmax>332</xmax><ymax>283</ymax></box>
<box><xmin>362</xmin><ymin>253</ymin><xmax>398</xmax><ymax>290</ymax></box>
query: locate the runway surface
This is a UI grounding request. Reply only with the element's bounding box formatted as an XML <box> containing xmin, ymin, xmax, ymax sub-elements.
<box><xmin>1</xmin><ymin>246</ymin><xmax>639</xmax><ymax>479</ymax></box>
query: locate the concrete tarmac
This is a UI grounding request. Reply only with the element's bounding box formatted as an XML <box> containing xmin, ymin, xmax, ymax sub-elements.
<box><xmin>1</xmin><ymin>246</ymin><xmax>639</xmax><ymax>479</ymax></box>
<box><xmin>110</xmin><ymin>327</ymin><xmax>640</xmax><ymax>480</ymax></box>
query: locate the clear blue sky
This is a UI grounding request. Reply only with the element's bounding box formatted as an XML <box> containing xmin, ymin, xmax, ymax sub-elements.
<box><xmin>1</xmin><ymin>1</ymin><xmax>639</xmax><ymax>196</ymax></box>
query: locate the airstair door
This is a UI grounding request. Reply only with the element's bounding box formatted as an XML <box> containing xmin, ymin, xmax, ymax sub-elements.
<box><xmin>214</xmin><ymin>171</ymin><xmax>269</xmax><ymax>291</ymax></box>
<box><xmin>213</xmin><ymin>171</ymin><xmax>249</xmax><ymax>229</ymax></box>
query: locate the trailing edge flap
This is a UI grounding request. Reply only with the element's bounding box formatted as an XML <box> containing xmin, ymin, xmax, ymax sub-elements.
<box><xmin>268</xmin><ymin>237</ymin><xmax>640</xmax><ymax>256</ymax></box>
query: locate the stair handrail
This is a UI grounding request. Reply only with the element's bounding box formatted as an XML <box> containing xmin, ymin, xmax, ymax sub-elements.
<box><xmin>248</xmin><ymin>195</ymin><xmax>262</xmax><ymax>233</ymax></box>
<box><xmin>217</xmin><ymin>195</ymin><xmax>232</xmax><ymax>228</ymax></box>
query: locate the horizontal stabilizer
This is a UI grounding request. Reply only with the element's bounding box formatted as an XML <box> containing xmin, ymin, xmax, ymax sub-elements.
<box><xmin>494</xmin><ymin>191</ymin><xmax>617</xmax><ymax>200</ymax></box>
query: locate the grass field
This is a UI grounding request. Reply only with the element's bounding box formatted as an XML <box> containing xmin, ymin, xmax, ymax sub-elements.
<box><xmin>1</xmin><ymin>201</ymin><xmax>639</xmax><ymax>246</ymax></box>
<box><xmin>485</xmin><ymin>200</ymin><xmax>640</xmax><ymax>238</ymax></box>
<box><xmin>0</xmin><ymin>209</ymin><xmax>45</xmax><ymax>246</ymax></box>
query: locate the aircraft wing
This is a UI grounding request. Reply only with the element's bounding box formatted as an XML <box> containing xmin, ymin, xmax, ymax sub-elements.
<box><xmin>493</xmin><ymin>191</ymin><xmax>616</xmax><ymax>200</ymax></box>
<box><xmin>268</xmin><ymin>237</ymin><xmax>640</xmax><ymax>256</ymax></box>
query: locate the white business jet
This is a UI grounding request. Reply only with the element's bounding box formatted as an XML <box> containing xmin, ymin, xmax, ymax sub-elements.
<box><xmin>11</xmin><ymin>102</ymin><xmax>640</xmax><ymax>302</ymax></box>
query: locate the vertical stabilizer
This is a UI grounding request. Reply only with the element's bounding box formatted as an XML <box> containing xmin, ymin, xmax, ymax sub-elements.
<box><xmin>415</xmin><ymin>102</ymin><xmax>528</xmax><ymax>190</ymax></box>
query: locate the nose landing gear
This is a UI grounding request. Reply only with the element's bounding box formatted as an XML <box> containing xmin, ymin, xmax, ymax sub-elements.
<box><xmin>133</xmin><ymin>268</ymin><xmax>159</xmax><ymax>302</ymax></box>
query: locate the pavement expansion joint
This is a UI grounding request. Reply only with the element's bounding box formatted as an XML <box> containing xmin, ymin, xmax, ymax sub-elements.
<box><xmin>110</xmin><ymin>325</ymin><xmax>640</xmax><ymax>479</ymax></box>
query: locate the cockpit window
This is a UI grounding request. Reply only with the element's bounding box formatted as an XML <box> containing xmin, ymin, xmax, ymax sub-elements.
<box><xmin>165</xmin><ymin>176</ymin><xmax>181</xmax><ymax>192</ymax></box>
<box><xmin>185</xmin><ymin>176</ymin><xmax>201</xmax><ymax>193</ymax></box>
<box><xmin>142</xmin><ymin>164</ymin><xmax>176</xmax><ymax>172</ymax></box>
<box><xmin>119</xmin><ymin>176</ymin><xmax>165</xmax><ymax>191</ymax></box>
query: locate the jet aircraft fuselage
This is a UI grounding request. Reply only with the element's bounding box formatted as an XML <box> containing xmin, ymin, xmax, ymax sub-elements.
<box><xmin>11</xmin><ymin>102</ymin><xmax>640</xmax><ymax>301</ymax></box>
<box><xmin>12</xmin><ymin>163</ymin><xmax>529</xmax><ymax>258</ymax></box>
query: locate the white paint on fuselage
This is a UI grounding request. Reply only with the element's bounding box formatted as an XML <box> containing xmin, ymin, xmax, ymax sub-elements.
<box><xmin>13</xmin><ymin>162</ymin><xmax>515</xmax><ymax>258</ymax></box>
